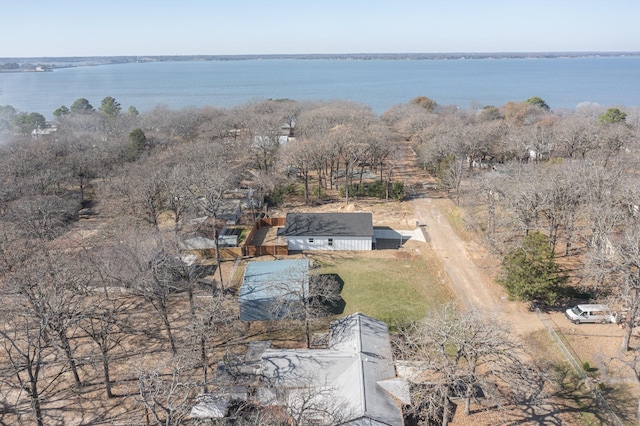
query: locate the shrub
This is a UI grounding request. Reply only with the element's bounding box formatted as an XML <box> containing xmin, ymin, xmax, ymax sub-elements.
<box><xmin>266</xmin><ymin>183</ymin><xmax>298</xmax><ymax>206</ymax></box>
<box><xmin>338</xmin><ymin>180</ymin><xmax>405</xmax><ymax>201</ymax></box>
<box><xmin>390</xmin><ymin>181</ymin><xmax>406</xmax><ymax>201</ymax></box>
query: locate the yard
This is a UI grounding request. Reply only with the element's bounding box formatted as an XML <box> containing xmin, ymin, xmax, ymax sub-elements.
<box><xmin>311</xmin><ymin>243</ymin><xmax>456</xmax><ymax>328</ymax></box>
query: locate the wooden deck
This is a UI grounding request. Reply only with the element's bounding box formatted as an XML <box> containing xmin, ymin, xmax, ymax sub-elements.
<box><xmin>249</xmin><ymin>223</ymin><xmax>282</xmax><ymax>245</ymax></box>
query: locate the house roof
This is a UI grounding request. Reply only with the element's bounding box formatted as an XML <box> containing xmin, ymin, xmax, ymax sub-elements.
<box><xmin>277</xmin><ymin>212</ymin><xmax>373</xmax><ymax>237</ymax></box>
<box><xmin>261</xmin><ymin>313</ymin><xmax>406</xmax><ymax>425</ymax></box>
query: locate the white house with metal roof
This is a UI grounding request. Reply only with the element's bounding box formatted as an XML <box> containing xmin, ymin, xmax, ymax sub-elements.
<box><xmin>277</xmin><ymin>212</ymin><xmax>374</xmax><ymax>251</ymax></box>
<box><xmin>261</xmin><ymin>313</ymin><xmax>409</xmax><ymax>425</ymax></box>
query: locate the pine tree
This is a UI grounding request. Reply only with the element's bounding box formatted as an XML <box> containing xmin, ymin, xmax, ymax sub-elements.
<box><xmin>498</xmin><ymin>231</ymin><xmax>566</xmax><ymax>304</ymax></box>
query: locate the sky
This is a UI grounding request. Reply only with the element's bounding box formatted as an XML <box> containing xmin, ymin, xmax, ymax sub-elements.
<box><xmin>2</xmin><ymin>0</ymin><xmax>639</xmax><ymax>57</ymax></box>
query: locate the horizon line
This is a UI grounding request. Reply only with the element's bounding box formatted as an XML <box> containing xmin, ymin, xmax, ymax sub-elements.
<box><xmin>2</xmin><ymin>51</ymin><xmax>640</xmax><ymax>61</ymax></box>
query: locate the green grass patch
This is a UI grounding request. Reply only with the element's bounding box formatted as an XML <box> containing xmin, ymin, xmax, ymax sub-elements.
<box><xmin>317</xmin><ymin>255</ymin><xmax>454</xmax><ymax>329</ymax></box>
<box><xmin>237</xmin><ymin>227</ymin><xmax>248</xmax><ymax>244</ymax></box>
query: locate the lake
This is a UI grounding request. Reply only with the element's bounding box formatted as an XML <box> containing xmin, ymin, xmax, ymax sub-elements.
<box><xmin>1</xmin><ymin>56</ymin><xmax>639</xmax><ymax>119</ymax></box>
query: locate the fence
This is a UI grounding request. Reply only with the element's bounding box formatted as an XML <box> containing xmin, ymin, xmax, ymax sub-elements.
<box><xmin>187</xmin><ymin>217</ymin><xmax>289</xmax><ymax>261</ymax></box>
<box><xmin>535</xmin><ymin>308</ymin><xmax>624</xmax><ymax>426</ymax></box>
<box><xmin>242</xmin><ymin>217</ymin><xmax>288</xmax><ymax>257</ymax></box>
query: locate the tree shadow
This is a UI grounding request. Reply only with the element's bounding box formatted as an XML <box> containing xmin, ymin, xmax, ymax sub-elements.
<box><xmin>322</xmin><ymin>273</ymin><xmax>345</xmax><ymax>315</ymax></box>
<box><xmin>512</xmin><ymin>363</ymin><xmax>623</xmax><ymax>425</ymax></box>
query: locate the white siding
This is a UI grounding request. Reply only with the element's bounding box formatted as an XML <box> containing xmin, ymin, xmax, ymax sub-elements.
<box><xmin>286</xmin><ymin>236</ymin><xmax>372</xmax><ymax>251</ymax></box>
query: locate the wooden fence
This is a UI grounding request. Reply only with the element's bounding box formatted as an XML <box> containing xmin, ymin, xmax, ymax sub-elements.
<box><xmin>242</xmin><ymin>217</ymin><xmax>288</xmax><ymax>257</ymax></box>
<box><xmin>186</xmin><ymin>217</ymin><xmax>288</xmax><ymax>261</ymax></box>
<box><xmin>243</xmin><ymin>245</ymin><xmax>289</xmax><ymax>257</ymax></box>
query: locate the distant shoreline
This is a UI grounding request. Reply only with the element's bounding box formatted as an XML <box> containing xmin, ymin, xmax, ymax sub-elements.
<box><xmin>1</xmin><ymin>51</ymin><xmax>639</xmax><ymax>72</ymax></box>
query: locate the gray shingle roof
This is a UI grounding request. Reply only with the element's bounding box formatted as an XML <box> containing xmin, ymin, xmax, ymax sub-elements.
<box><xmin>277</xmin><ymin>212</ymin><xmax>373</xmax><ymax>237</ymax></box>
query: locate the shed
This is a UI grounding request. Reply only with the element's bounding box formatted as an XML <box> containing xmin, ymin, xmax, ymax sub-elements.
<box><xmin>217</xmin><ymin>199</ymin><xmax>243</xmax><ymax>225</ymax></box>
<box><xmin>239</xmin><ymin>259</ymin><xmax>309</xmax><ymax>322</ymax></box>
<box><xmin>277</xmin><ymin>212</ymin><xmax>374</xmax><ymax>251</ymax></box>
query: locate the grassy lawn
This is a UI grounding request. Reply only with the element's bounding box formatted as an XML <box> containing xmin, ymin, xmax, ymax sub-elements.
<box><xmin>316</xmin><ymin>253</ymin><xmax>455</xmax><ymax>329</ymax></box>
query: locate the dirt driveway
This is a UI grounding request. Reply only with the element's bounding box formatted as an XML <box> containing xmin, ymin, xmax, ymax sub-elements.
<box><xmin>409</xmin><ymin>195</ymin><xmax>546</xmax><ymax>336</ymax></box>
<box><xmin>391</xmin><ymin>140</ymin><xmax>545</xmax><ymax>337</ymax></box>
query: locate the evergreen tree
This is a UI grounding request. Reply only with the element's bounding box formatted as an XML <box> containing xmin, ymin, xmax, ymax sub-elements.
<box><xmin>126</xmin><ymin>128</ymin><xmax>147</xmax><ymax>161</ymax></box>
<box><xmin>100</xmin><ymin>96</ymin><xmax>121</xmax><ymax>118</ymax></box>
<box><xmin>598</xmin><ymin>107</ymin><xmax>627</xmax><ymax>124</ymax></box>
<box><xmin>525</xmin><ymin>96</ymin><xmax>550</xmax><ymax>111</ymax></box>
<box><xmin>53</xmin><ymin>105</ymin><xmax>70</xmax><ymax>118</ymax></box>
<box><xmin>390</xmin><ymin>181</ymin><xmax>406</xmax><ymax>201</ymax></box>
<box><xmin>12</xmin><ymin>111</ymin><xmax>46</xmax><ymax>134</ymax></box>
<box><xmin>497</xmin><ymin>232</ymin><xmax>566</xmax><ymax>304</ymax></box>
<box><xmin>70</xmin><ymin>98</ymin><xmax>94</xmax><ymax>114</ymax></box>
<box><xmin>127</xmin><ymin>105</ymin><xmax>140</xmax><ymax>116</ymax></box>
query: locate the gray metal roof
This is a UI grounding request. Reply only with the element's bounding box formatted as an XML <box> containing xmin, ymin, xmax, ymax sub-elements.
<box><xmin>261</xmin><ymin>313</ymin><xmax>405</xmax><ymax>425</ymax></box>
<box><xmin>238</xmin><ymin>259</ymin><xmax>309</xmax><ymax>321</ymax></box>
<box><xmin>277</xmin><ymin>213</ymin><xmax>373</xmax><ymax>237</ymax></box>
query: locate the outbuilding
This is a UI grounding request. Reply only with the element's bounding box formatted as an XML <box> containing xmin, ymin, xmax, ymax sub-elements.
<box><xmin>238</xmin><ymin>259</ymin><xmax>309</xmax><ymax>322</ymax></box>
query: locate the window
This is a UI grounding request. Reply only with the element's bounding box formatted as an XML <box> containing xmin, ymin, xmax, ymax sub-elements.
<box><xmin>308</xmin><ymin>238</ymin><xmax>314</xmax><ymax>243</ymax></box>
<box><xmin>328</xmin><ymin>238</ymin><xmax>333</xmax><ymax>246</ymax></box>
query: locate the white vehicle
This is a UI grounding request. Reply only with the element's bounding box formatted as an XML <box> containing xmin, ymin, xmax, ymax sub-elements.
<box><xmin>565</xmin><ymin>304</ymin><xmax>617</xmax><ymax>325</ymax></box>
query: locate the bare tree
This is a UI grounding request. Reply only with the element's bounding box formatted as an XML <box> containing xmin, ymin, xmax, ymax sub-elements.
<box><xmin>579</xmin><ymin>161</ymin><xmax>626</xmax><ymax>259</ymax></box>
<box><xmin>0</xmin><ymin>308</ymin><xmax>65</xmax><ymax>426</ymax></box>
<box><xmin>187</xmin><ymin>293</ymin><xmax>241</xmax><ymax>393</ymax></box>
<box><xmin>589</xmin><ymin>217</ymin><xmax>640</xmax><ymax>351</ymax></box>
<box><xmin>189</xmin><ymin>140</ymin><xmax>239</xmax><ymax>289</ymax></box>
<box><xmin>4</xmin><ymin>195</ymin><xmax>80</xmax><ymax>241</ymax></box>
<box><xmin>437</xmin><ymin>154</ymin><xmax>466</xmax><ymax>206</ymax></box>
<box><xmin>596</xmin><ymin>121</ymin><xmax>632</xmax><ymax>168</ymax></box>
<box><xmin>235</xmin><ymin>99</ymin><xmax>304</xmax><ymax>172</ymax></box>
<box><xmin>136</xmin><ymin>356</ymin><xmax>198</xmax><ymax>426</ymax></box>
<box><xmin>614</xmin><ymin>352</ymin><xmax>640</xmax><ymax>421</ymax></box>
<box><xmin>296</xmin><ymin>101</ymin><xmax>373</xmax><ymax>192</ymax></box>
<box><xmin>6</xmin><ymin>249</ymin><xmax>90</xmax><ymax>388</ymax></box>
<box><xmin>260</xmin><ymin>364</ymin><xmax>353</xmax><ymax>426</ymax></box>
<box><xmin>123</xmin><ymin>162</ymin><xmax>167</xmax><ymax>228</ymax></box>
<box><xmin>394</xmin><ymin>304</ymin><xmax>544</xmax><ymax>425</ymax></box>
<box><xmin>286</xmin><ymin>383</ymin><xmax>352</xmax><ymax>426</ymax></box>
<box><xmin>381</xmin><ymin>102</ymin><xmax>438</xmax><ymax>138</ymax></box>
<box><xmin>415</xmin><ymin>116</ymin><xmax>463</xmax><ymax>175</ymax></box>
<box><xmin>162</xmin><ymin>162</ymin><xmax>196</xmax><ymax>233</ymax></box>
<box><xmin>108</xmin><ymin>229</ymin><xmax>187</xmax><ymax>355</ymax></box>
<box><xmin>0</xmin><ymin>250</ymin><xmax>84</xmax><ymax>426</ymax></box>
<box><xmin>554</xmin><ymin>115</ymin><xmax>599</xmax><ymax>159</ymax></box>
<box><xmin>469</xmin><ymin>171</ymin><xmax>504</xmax><ymax>243</ymax></box>
<box><xmin>79</xmin><ymin>296</ymin><xmax>137</xmax><ymax>398</ymax></box>
<box><xmin>270</xmin><ymin>264</ymin><xmax>342</xmax><ymax>349</ymax></box>
<box><xmin>502</xmin><ymin>164</ymin><xmax>549</xmax><ymax>237</ymax></box>
<box><xmin>279</xmin><ymin>137</ymin><xmax>317</xmax><ymax>204</ymax></box>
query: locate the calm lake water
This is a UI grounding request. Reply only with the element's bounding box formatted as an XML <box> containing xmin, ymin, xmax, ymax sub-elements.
<box><xmin>1</xmin><ymin>56</ymin><xmax>639</xmax><ymax>118</ymax></box>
